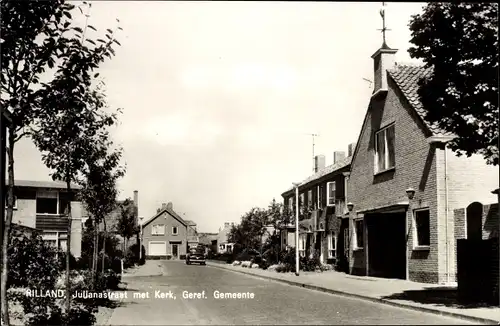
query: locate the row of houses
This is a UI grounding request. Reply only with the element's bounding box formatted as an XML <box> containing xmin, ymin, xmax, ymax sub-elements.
<box><xmin>2</xmin><ymin>178</ymin><xmax>207</xmax><ymax>261</ymax></box>
<box><xmin>279</xmin><ymin>41</ymin><xmax>499</xmax><ymax>285</ymax></box>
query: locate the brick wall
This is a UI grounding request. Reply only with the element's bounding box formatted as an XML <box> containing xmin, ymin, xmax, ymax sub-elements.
<box><xmin>437</xmin><ymin>146</ymin><xmax>499</xmax><ymax>283</ymax></box>
<box><xmin>348</xmin><ymin>77</ymin><xmax>442</xmax><ymax>283</ymax></box>
<box><xmin>454</xmin><ymin>203</ymin><xmax>499</xmax><ymax>301</ymax></box>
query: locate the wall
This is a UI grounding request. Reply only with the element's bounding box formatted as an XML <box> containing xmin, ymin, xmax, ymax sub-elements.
<box><xmin>9</xmin><ymin>189</ymin><xmax>84</xmax><ymax>257</ymax></box>
<box><xmin>348</xmin><ymin>77</ymin><xmax>441</xmax><ymax>282</ymax></box>
<box><xmin>142</xmin><ymin>211</ymin><xmax>188</xmax><ymax>258</ymax></box>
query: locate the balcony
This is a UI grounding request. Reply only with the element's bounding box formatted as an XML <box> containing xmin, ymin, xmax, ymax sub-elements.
<box><xmin>36</xmin><ymin>214</ymin><xmax>69</xmax><ymax>231</ymax></box>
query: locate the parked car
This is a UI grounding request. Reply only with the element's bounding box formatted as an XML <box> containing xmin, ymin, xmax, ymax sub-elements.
<box><xmin>186</xmin><ymin>247</ymin><xmax>206</xmax><ymax>265</ymax></box>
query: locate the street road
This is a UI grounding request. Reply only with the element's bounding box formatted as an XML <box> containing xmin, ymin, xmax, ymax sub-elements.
<box><xmin>106</xmin><ymin>260</ymin><xmax>475</xmax><ymax>325</ymax></box>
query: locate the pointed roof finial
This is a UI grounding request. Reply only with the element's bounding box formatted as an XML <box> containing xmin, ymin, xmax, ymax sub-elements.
<box><xmin>378</xmin><ymin>2</ymin><xmax>391</xmax><ymax>49</ymax></box>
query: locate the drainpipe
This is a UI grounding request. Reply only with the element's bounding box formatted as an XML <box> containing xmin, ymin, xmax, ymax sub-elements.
<box><xmin>444</xmin><ymin>144</ymin><xmax>450</xmax><ymax>284</ymax></box>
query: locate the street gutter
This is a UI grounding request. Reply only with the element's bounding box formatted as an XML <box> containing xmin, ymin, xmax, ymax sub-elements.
<box><xmin>207</xmin><ymin>262</ymin><xmax>499</xmax><ymax>325</ymax></box>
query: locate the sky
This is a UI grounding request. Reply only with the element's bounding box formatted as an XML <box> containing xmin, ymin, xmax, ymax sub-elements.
<box><xmin>13</xmin><ymin>1</ymin><xmax>427</xmax><ymax>233</ymax></box>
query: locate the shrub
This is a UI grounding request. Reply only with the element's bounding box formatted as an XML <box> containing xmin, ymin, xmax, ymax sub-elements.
<box><xmin>8</xmin><ymin>230</ymin><xmax>60</xmax><ymax>289</ymax></box>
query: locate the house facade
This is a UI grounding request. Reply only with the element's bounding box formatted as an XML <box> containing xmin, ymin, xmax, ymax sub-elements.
<box><xmin>346</xmin><ymin>42</ymin><xmax>499</xmax><ymax>284</ymax></box>
<box><xmin>102</xmin><ymin>190</ymin><xmax>140</xmax><ymax>251</ymax></box>
<box><xmin>5</xmin><ymin>179</ymin><xmax>86</xmax><ymax>257</ymax></box>
<box><xmin>141</xmin><ymin>202</ymin><xmax>197</xmax><ymax>259</ymax></box>
<box><xmin>185</xmin><ymin>219</ymin><xmax>199</xmax><ymax>249</ymax></box>
<box><xmin>216</xmin><ymin>222</ymin><xmax>234</xmax><ymax>254</ymax></box>
<box><xmin>281</xmin><ymin>148</ymin><xmax>354</xmax><ymax>269</ymax></box>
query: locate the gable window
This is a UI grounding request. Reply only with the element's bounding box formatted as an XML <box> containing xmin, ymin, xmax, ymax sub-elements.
<box><xmin>326</xmin><ymin>182</ymin><xmax>336</xmax><ymax>207</ymax></box>
<box><xmin>354</xmin><ymin>219</ymin><xmax>364</xmax><ymax>249</ymax></box>
<box><xmin>375</xmin><ymin>123</ymin><xmax>395</xmax><ymax>173</ymax></box>
<box><xmin>298</xmin><ymin>234</ymin><xmax>306</xmax><ymax>257</ymax></box>
<box><xmin>172</xmin><ymin>226</ymin><xmax>178</xmax><ymax>235</ymax></box>
<box><xmin>414</xmin><ymin>209</ymin><xmax>430</xmax><ymax>247</ymax></box>
<box><xmin>152</xmin><ymin>224</ymin><xmax>165</xmax><ymax>235</ymax></box>
<box><xmin>327</xmin><ymin>232</ymin><xmax>336</xmax><ymax>258</ymax></box>
<box><xmin>36</xmin><ymin>191</ymin><xmax>58</xmax><ymax>215</ymax></box>
<box><xmin>307</xmin><ymin>189</ymin><xmax>312</xmax><ymax>208</ymax></box>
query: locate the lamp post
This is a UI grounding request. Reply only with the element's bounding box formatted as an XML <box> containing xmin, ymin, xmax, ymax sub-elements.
<box><xmin>347</xmin><ymin>202</ymin><xmax>354</xmax><ymax>274</ymax></box>
<box><xmin>292</xmin><ymin>182</ymin><xmax>300</xmax><ymax>276</ymax></box>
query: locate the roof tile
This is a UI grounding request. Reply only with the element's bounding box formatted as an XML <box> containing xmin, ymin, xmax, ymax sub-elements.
<box><xmin>388</xmin><ymin>65</ymin><xmax>455</xmax><ymax>137</ymax></box>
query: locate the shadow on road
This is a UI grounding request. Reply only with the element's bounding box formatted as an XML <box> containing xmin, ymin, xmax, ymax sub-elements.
<box><xmin>381</xmin><ymin>287</ymin><xmax>499</xmax><ymax>309</ymax></box>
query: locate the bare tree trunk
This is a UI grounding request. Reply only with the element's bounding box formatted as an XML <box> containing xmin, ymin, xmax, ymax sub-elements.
<box><xmin>92</xmin><ymin>221</ymin><xmax>98</xmax><ymax>287</ymax></box>
<box><xmin>102</xmin><ymin>217</ymin><xmax>107</xmax><ymax>274</ymax></box>
<box><xmin>65</xmin><ymin>177</ymin><xmax>73</xmax><ymax>315</ymax></box>
<box><xmin>1</xmin><ymin>131</ymin><xmax>15</xmax><ymax>326</ymax></box>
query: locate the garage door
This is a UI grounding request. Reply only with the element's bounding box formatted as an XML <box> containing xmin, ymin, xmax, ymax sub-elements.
<box><xmin>149</xmin><ymin>241</ymin><xmax>167</xmax><ymax>256</ymax></box>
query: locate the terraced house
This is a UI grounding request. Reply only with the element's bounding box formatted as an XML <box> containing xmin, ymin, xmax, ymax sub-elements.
<box><xmin>5</xmin><ymin>179</ymin><xmax>87</xmax><ymax>257</ymax></box>
<box><xmin>281</xmin><ymin>146</ymin><xmax>354</xmax><ymax>270</ymax></box>
<box><xmin>345</xmin><ymin>40</ymin><xmax>499</xmax><ymax>284</ymax></box>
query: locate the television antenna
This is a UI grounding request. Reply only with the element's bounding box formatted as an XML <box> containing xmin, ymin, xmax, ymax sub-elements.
<box><xmin>362</xmin><ymin>78</ymin><xmax>373</xmax><ymax>88</ymax></box>
<box><xmin>303</xmin><ymin>133</ymin><xmax>320</xmax><ymax>173</ymax></box>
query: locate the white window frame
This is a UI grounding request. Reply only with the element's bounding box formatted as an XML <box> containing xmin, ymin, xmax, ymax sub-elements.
<box><xmin>413</xmin><ymin>208</ymin><xmax>431</xmax><ymax>249</ymax></box>
<box><xmin>36</xmin><ymin>190</ymin><xmax>59</xmax><ymax>215</ymax></box>
<box><xmin>354</xmin><ymin>219</ymin><xmax>364</xmax><ymax>250</ymax></box>
<box><xmin>288</xmin><ymin>197</ymin><xmax>293</xmax><ymax>212</ymax></box>
<box><xmin>172</xmin><ymin>226</ymin><xmax>178</xmax><ymax>235</ymax></box>
<box><xmin>326</xmin><ymin>182</ymin><xmax>336</xmax><ymax>207</ymax></box>
<box><xmin>298</xmin><ymin>234</ymin><xmax>306</xmax><ymax>257</ymax></box>
<box><xmin>374</xmin><ymin>123</ymin><xmax>395</xmax><ymax>174</ymax></box>
<box><xmin>307</xmin><ymin>189</ymin><xmax>313</xmax><ymax>208</ymax></box>
<box><xmin>327</xmin><ymin>232</ymin><xmax>336</xmax><ymax>258</ymax></box>
<box><xmin>299</xmin><ymin>193</ymin><xmax>304</xmax><ymax>207</ymax></box>
<box><xmin>152</xmin><ymin>224</ymin><xmax>165</xmax><ymax>235</ymax></box>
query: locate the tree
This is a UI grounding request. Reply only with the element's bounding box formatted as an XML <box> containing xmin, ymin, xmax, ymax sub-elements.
<box><xmin>116</xmin><ymin>199</ymin><xmax>137</xmax><ymax>257</ymax></box>
<box><xmin>408</xmin><ymin>3</ymin><xmax>499</xmax><ymax>165</ymax></box>
<box><xmin>0</xmin><ymin>1</ymin><xmax>108</xmax><ymax>323</ymax></box>
<box><xmin>29</xmin><ymin>11</ymin><xmax>122</xmax><ymax>314</ymax></box>
<box><xmin>78</xmin><ymin>131</ymin><xmax>125</xmax><ymax>286</ymax></box>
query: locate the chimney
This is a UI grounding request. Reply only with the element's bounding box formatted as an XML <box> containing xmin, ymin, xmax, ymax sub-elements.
<box><xmin>161</xmin><ymin>203</ymin><xmax>167</xmax><ymax>210</ymax></box>
<box><xmin>314</xmin><ymin>155</ymin><xmax>325</xmax><ymax>173</ymax></box>
<box><xmin>333</xmin><ymin>151</ymin><xmax>346</xmax><ymax>164</ymax></box>
<box><xmin>348</xmin><ymin>143</ymin><xmax>356</xmax><ymax>157</ymax></box>
<box><xmin>167</xmin><ymin>202</ymin><xmax>173</xmax><ymax>210</ymax></box>
<box><xmin>157</xmin><ymin>208</ymin><xmax>160</xmax><ymax>213</ymax></box>
<box><xmin>133</xmin><ymin>190</ymin><xmax>138</xmax><ymax>217</ymax></box>
<box><xmin>371</xmin><ymin>44</ymin><xmax>398</xmax><ymax>94</ymax></box>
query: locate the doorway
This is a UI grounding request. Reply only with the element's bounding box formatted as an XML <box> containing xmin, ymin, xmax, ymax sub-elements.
<box><xmin>366</xmin><ymin>212</ymin><xmax>407</xmax><ymax>279</ymax></box>
<box><xmin>171</xmin><ymin>244</ymin><xmax>179</xmax><ymax>259</ymax></box>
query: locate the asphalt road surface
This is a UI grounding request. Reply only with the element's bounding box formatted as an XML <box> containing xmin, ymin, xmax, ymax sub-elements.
<box><xmin>106</xmin><ymin>260</ymin><xmax>475</xmax><ymax>325</ymax></box>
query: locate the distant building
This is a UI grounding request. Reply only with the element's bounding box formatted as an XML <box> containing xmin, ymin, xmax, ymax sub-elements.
<box><xmin>141</xmin><ymin>202</ymin><xmax>198</xmax><ymax>260</ymax></box>
<box><xmin>216</xmin><ymin>222</ymin><xmax>234</xmax><ymax>254</ymax></box>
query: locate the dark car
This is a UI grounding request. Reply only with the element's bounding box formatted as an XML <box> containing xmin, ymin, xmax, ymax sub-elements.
<box><xmin>186</xmin><ymin>247</ymin><xmax>206</xmax><ymax>265</ymax></box>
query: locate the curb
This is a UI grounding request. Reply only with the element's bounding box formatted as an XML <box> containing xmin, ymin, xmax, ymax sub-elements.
<box><xmin>208</xmin><ymin>263</ymin><xmax>499</xmax><ymax>325</ymax></box>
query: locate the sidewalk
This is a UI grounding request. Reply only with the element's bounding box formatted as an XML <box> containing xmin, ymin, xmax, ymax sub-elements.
<box><xmin>121</xmin><ymin>260</ymin><xmax>164</xmax><ymax>278</ymax></box>
<box><xmin>207</xmin><ymin>260</ymin><xmax>500</xmax><ymax>325</ymax></box>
